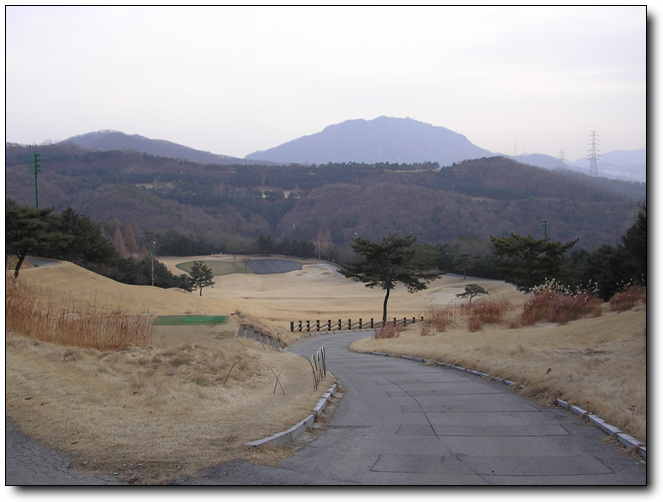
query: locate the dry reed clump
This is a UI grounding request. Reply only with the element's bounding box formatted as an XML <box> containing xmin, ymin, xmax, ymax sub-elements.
<box><xmin>520</xmin><ymin>280</ymin><xmax>603</xmax><ymax>326</ymax></box>
<box><xmin>424</xmin><ymin>305</ymin><xmax>456</xmax><ymax>333</ymax></box>
<box><xmin>374</xmin><ymin>323</ymin><xmax>403</xmax><ymax>339</ymax></box>
<box><xmin>609</xmin><ymin>285</ymin><xmax>646</xmax><ymax>312</ymax></box>
<box><xmin>460</xmin><ymin>298</ymin><xmax>513</xmax><ymax>332</ymax></box>
<box><xmin>5</xmin><ymin>276</ymin><xmax>153</xmax><ymax>350</ymax></box>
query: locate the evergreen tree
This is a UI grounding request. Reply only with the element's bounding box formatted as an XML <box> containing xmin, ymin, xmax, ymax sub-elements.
<box><xmin>190</xmin><ymin>261</ymin><xmax>215</xmax><ymax>296</ymax></box>
<box><xmin>453</xmin><ymin>252</ymin><xmax>476</xmax><ymax>280</ymax></box>
<box><xmin>456</xmin><ymin>284</ymin><xmax>489</xmax><ymax>304</ymax></box>
<box><xmin>5</xmin><ymin>199</ymin><xmax>64</xmax><ymax>277</ymax></box>
<box><xmin>340</xmin><ymin>233</ymin><xmax>441</xmax><ymax>322</ymax></box>
<box><xmin>621</xmin><ymin>202</ymin><xmax>646</xmax><ymax>285</ymax></box>
<box><xmin>490</xmin><ymin>233</ymin><xmax>578</xmax><ymax>291</ymax></box>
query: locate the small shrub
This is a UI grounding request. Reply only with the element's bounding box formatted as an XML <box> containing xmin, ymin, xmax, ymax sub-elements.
<box><xmin>609</xmin><ymin>285</ymin><xmax>646</xmax><ymax>312</ymax></box>
<box><xmin>420</xmin><ymin>321</ymin><xmax>434</xmax><ymax>336</ymax></box>
<box><xmin>521</xmin><ymin>281</ymin><xmax>603</xmax><ymax>326</ymax></box>
<box><xmin>467</xmin><ymin>316</ymin><xmax>484</xmax><ymax>332</ymax></box>
<box><xmin>460</xmin><ymin>298</ymin><xmax>512</xmax><ymax>325</ymax></box>
<box><xmin>374</xmin><ymin>324</ymin><xmax>401</xmax><ymax>339</ymax></box>
<box><xmin>426</xmin><ymin>305</ymin><xmax>456</xmax><ymax>332</ymax></box>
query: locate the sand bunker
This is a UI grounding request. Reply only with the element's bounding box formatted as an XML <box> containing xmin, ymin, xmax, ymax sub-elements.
<box><xmin>428</xmin><ymin>287</ymin><xmax>466</xmax><ymax>305</ymax></box>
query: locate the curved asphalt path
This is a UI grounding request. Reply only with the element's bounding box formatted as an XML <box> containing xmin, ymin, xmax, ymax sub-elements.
<box><xmin>179</xmin><ymin>331</ymin><xmax>646</xmax><ymax>485</ymax></box>
<box><xmin>5</xmin><ymin>330</ymin><xmax>647</xmax><ymax>485</ymax></box>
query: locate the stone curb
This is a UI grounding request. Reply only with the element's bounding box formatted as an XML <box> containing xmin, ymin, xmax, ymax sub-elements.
<box><xmin>244</xmin><ymin>383</ymin><xmax>338</xmax><ymax>448</ymax></box>
<box><xmin>362</xmin><ymin>350</ymin><xmax>646</xmax><ymax>460</ymax></box>
<box><xmin>556</xmin><ymin>399</ymin><xmax>646</xmax><ymax>459</ymax></box>
<box><xmin>289</xmin><ymin>329</ymin><xmax>374</xmax><ymax>345</ymax></box>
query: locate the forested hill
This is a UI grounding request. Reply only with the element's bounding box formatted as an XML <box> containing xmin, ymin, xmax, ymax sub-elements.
<box><xmin>5</xmin><ymin>142</ymin><xmax>645</xmax><ymax>260</ymax></box>
<box><xmin>58</xmin><ymin>130</ymin><xmax>268</xmax><ymax>166</ymax></box>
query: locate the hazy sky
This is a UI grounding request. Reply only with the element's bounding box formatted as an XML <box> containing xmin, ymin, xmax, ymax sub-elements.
<box><xmin>6</xmin><ymin>4</ymin><xmax>647</xmax><ymax>161</ymax></box>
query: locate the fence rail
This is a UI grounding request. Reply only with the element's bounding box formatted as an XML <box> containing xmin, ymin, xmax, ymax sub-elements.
<box><xmin>290</xmin><ymin>316</ymin><xmax>424</xmax><ymax>333</ymax></box>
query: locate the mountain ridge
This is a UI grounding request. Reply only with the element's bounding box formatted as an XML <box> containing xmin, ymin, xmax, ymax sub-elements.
<box><xmin>16</xmin><ymin>116</ymin><xmax>645</xmax><ymax>181</ymax></box>
<box><xmin>58</xmin><ymin>130</ymin><xmax>270</xmax><ymax>166</ymax></box>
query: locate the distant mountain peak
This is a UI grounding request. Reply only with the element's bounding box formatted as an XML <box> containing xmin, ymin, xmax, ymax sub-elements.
<box><xmin>245</xmin><ymin>116</ymin><xmax>492</xmax><ymax>165</ymax></box>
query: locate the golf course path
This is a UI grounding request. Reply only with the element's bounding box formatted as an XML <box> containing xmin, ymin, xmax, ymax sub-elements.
<box><xmin>180</xmin><ymin>331</ymin><xmax>646</xmax><ymax>485</ymax></box>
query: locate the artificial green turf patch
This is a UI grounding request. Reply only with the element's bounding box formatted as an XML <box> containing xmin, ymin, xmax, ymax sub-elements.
<box><xmin>153</xmin><ymin>315</ymin><xmax>228</xmax><ymax>326</ymax></box>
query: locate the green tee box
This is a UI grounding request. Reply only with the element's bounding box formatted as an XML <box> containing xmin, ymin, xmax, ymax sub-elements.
<box><xmin>153</xmin><ymin>315</ymin><xmax>228</xmax><ymax>326</ymax></box>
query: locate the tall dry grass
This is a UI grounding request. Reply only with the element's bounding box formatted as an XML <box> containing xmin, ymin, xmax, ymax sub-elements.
<box><xmin>609</xmin><ymin>285</ymin><xmax>647</xmax><ymax>312</ymax></box>
<box><xmin>519</xmin><ymin>279</ymin><xmax>603</xmax><ymax>326</ymax></box>
<box><xmin>460</xmin><ymin>297</ymin><xmax>513</xmax><ymax>332</ymax></box>
<box><xmin>5</xmin><ymin>276</ymin><xmax>153</xmax><ymax>350</ymax></box>
<box><xmin>374</xmin><ymin>323</ymin><xmax>404</xmax><ymax>339</ymax></box>
<box><xmin>425</xmin><ymin>305</ymin><xmax>457</xmax><ymax>332</ymax></box>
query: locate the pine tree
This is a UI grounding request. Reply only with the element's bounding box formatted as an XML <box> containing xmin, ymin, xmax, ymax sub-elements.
<box><xmin>490</xmin><ymin>233</ymin><xmax>578</xmax><ymax>291</ymax></box>
<box><xmin>340</xmin><ymin>233</ymin><xmax>441</xmax><ymax>322</ymax></box>
<box><xmin>5</xmin><ymin>199</ymin><xmax>62</xmax><ymax>277</ymax></box>
<box><xmin>190</xmin><ymin>261</ymin><xmax>215</xmax><ymax>296</ymax></box>
<box><xmin>621</xmin><ymin>202</ymin><xmax>646</xmax><ymax>285</ymax></box>
<box><xmin>456</xmin><ymin>284</ymin><xmax>489</xmax><ymax>304</ymax></box>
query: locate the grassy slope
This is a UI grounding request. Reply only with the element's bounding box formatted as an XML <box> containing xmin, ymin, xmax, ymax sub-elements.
<box><xmin>6</xmin><ymin>258</ymin><xmax>646</xmax><ymax>483</ymax></box>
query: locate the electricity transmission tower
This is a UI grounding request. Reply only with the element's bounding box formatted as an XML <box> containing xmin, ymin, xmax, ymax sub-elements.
<box><xmin>558</xmin><ymin>149</ymin><xmax>566</xmax><ymax>169</ymax></box>
<box><xmin>588</xmin><ymin>131</ymin><xmax>600</xmax><ymax>177</ymax></box>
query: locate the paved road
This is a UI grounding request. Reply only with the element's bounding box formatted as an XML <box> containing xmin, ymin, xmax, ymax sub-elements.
<box><xmin>178</xmin><ymin>331</ymin><xmax>646</xmax><ymax>485</ymax></box>
<box><xmin>5</xmin><ymin>417</ymin><xmax>123</xmax><ymax>485</ymax></box>
<box><xmin>5</xmin><ymin>330</ymin><xmax>646</xmax><ymax>486</ymax></box>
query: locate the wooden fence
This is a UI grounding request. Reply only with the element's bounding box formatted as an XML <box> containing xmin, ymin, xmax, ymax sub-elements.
<box><xmin>290</xmin><ymin>316</ymin><xmax>424</xmax><ymax>333</ymax></box>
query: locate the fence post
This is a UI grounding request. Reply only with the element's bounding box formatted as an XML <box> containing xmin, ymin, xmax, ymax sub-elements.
<box><xmin>298</xmin><ymin>321</ymin><xmax>302</xmax><ymax>332</ymax></box>
<box><xmin>306</xmin><ymin>320</ymin><xmax>310</xmax><ymax>332</ymax></box>
<box><xmin>359</xmin><ymin>318</ymin><xmax>363</xmax><ymax>329</ymax></box>
<box><xmin>370</xmin><ymin>318</ymin><xmax>374</xmax><ymax>328</ymax></box>
<box><xmin>290</xmin><ymin>321</ymin><xmax>294</xmax><ymax>332</ymax></box>
<box><xmin>338</xmin><ymin>319</ymin><xmax>342</xmax><ymax>330</ymax></box>
<box><xmin>316</xmin><ymin>320</ymin><xmax>320</xmax><ymax>331</ymax></box>
<box><xmin>328</xmin><ymin>320</ymin><xmax>331</xmax><ymax>331</ymax></box>
<box><xmin>348</xmin><ymin>318</ymin><xmax>351</xmax><ymax>330</ymax></box>
<box><xmin>393</xmin><ymin>318</ymin><xmax>397</xmax><ymax>326</ymax></box>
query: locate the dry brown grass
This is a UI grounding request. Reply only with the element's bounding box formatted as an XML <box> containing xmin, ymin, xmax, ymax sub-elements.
<box><xmin>459</xmin><ymin>297</ymin><xmax>514</xmax><ymax>332</ymax></box>
<box><xmin>5</xmin><ymin>277</ymin><xmax>153</xmax><ymax>350</ymax></box>
<box><xmin>609</xmin><ymin>285</ymin><xmax>647</xmax><ymax>313</ymax></box>
<box><xmin>5</xmin><ymin>262</ymin><xmax>336</xmax><ymax>484</ymax></box>
<box><xmin>374</xmin><ymin>323</ymin><xmax>404</xmax><ymax>339</ymax></box>
<box><xmin>6</xmin><ymin>258</ymin><xmax>647</xmax><ymax>483</ymax></box>
<box><xmin>520</xmin><ymin>289</ymin><xmax>603</xmax><ymax>326</ymax></box>
<box><xmin>5</xmin><ymin>327</ymin><xmax>330</xmax><ymax>484</ymax></box>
